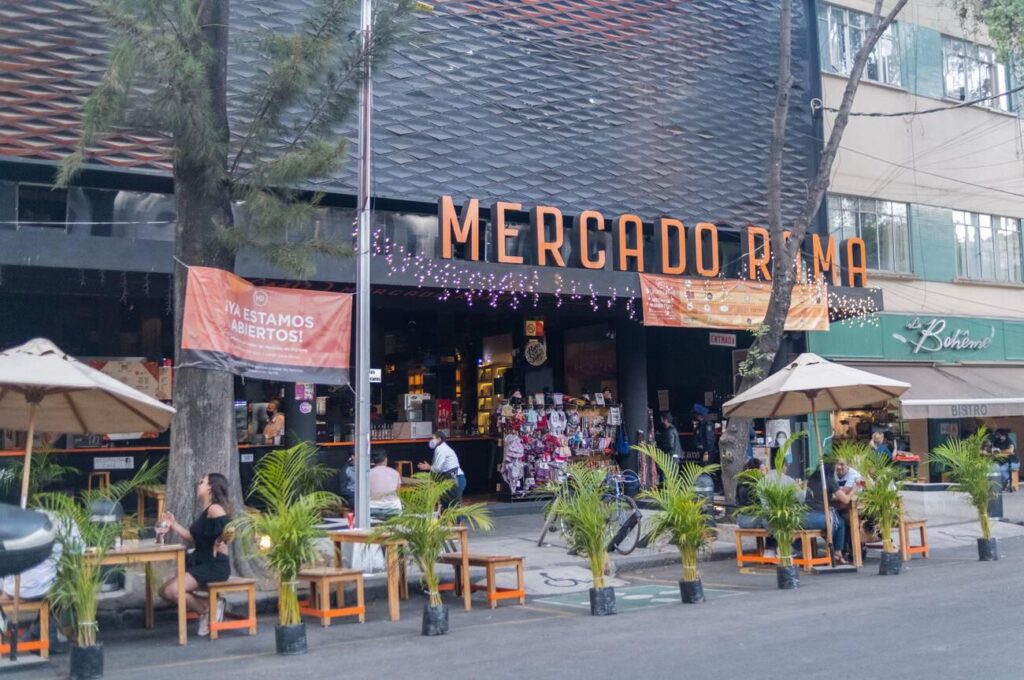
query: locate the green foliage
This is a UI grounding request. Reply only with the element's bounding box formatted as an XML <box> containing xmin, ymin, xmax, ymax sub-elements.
<box><xmin>635</xmin><ymin>444</ymin><xmax>718</xmax><ymax>582</ymax></box>
<box><xmin>57</xmin><ymin>0</ymin><xmax>417</xmax><ymax>278</ymax></box>
<box><xmin>952</xmin><ymin>0</ymin><xmax>1024</xmax><ymax>60</ymax></box>
<box><xmin>548</xmin><ymin>464</ymin><xmax>616</xmax><ymax>587</ymax></box>
<box><xmin>0</xmin><ymin>446</ymin><xmax>78</xmax><ymax>505</ymax></box>
<box><xmin>930</xmin><ymin>427</ymin><xmax>1001</xmax><ymax>539</ymax></box>
<box><xmin>372</xmin><ymin>473</ymin><xmax>492</xmax><ymax>606</ymax></box>
<box><xmin>738</xmin><ymin>324</ymin><xmax>770</xmax><ymax>379</ymax></box>
<box><xmin>39</xmin><ymin>459</ymin><xmax>167</xmax><ymax>647</ymax></box>
<box><xmin>853</xmin><ymin>450</ymin><xmax>906</xmax><ymax>553</ymax></box>
<box><xmin>230</xmin><ymin>442</ymin><xmax>339</xmax><ymax>626</ymax></box>
<box><xmin>737</xmin><ymin>433</ymin><xmax>808</xmax><ymax>566</ymax></box>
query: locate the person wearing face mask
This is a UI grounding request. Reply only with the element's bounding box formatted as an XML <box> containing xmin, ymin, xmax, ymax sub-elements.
<box><xmin>418</xmin><ymin>431</ymin><xmax>465</xmax><ymax>506</ymax></box>
<box><xmin>262</xmin><ymin>399</ymin><xmax>285</xmax><ymax>443</ymax></box>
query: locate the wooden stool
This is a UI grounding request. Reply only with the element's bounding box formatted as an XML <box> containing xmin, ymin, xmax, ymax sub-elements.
<box><xmin>734</xmin><ymin>528</ymin><xmax>778</xmax><ymax>567</ymax></box>
<box><xmin>87</xmin><ymin>471</ymin><xmax>111</xmax><ymax>492</ymax></box>
<box><xmin>135</xmin><ymin>484</ymin><xmax>166</xmax><ymax>527</ymax></box>
<box><xmin>792</xmin><ymin>530</ymin><xmax>830</xmax><ymax>572</ymax></box>
<box><xmin>1011</xmin><ymin>469</ymin><xmax>1019</xmax><ymax>493</ymax></box>
<box><xmin>205</xmin><ymin>578</ymin><xmax>257</xmax><ymax>640</ymax></box>
<box><xmin>437</xmin><ymin>554</ymin><xmax>525</xmax><ymax>608</ymax></box>
<box><xmin>0</xmin><ymin>599</ymin><xmax>49</xmax><ymax>659</ymax></box>
<box><xmin>394</xmin><ymin>460</ymin><xmax>414</xmax><ymax>477</ymax></box>
<box><xmin>899</xmin><ymin>518</ymin><xmax>929</xmax><ymax>561</ymax></box>
<box><xmin>298</xmin><ymin>567</ymin><xmax>365</xmax><ymax>626</ymax></box>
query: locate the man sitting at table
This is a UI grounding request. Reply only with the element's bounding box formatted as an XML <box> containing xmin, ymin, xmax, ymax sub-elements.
<box><xmin>369</xmin><ymin>449</ymin><xmax>403</xmax><ymax>519</ymax></box>
<box><xmin>801</xmin><ymin>466</ymin><xmax>849</xmax><ymax>565</ymax></box>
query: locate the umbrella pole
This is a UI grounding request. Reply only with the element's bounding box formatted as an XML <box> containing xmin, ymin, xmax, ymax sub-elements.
<box><xmin>808</xmin><ymin>395</ymin><xmax>835</xmax><ymax>568</ymax></box>
<box><xmin>9</xmin><ymin>404</ymin><xmax>36</xmax><ymax>662</ymax></box>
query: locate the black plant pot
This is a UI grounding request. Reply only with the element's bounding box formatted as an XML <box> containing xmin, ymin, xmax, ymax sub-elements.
<box><xmin>274</xmin><ymin>623</ymin><xmax>307</xmax><ymax>656</ymax></box>
<box><xmin>589</xmin><ymin>586</ymin><xmax>617</xmax><ymax>616</ymax></box>
<box><xmin>422</xmin><ymin>604</ymin><xmax>449</xmax><ymax>636</ymax></box>
<box><xmin>977</xmin><ymin>537</ymin><xmax>999</xmax><ymax>561</ymax></box>
<box><xmin>878</xmin><ymin>551</ymin><xmax>902</xmax><ymax>575</ymax></box>
<box><xmin>679</xmin><ymin>579</ymin><xmax>705</xmax><ymax>604</ymax></box>
<box><xmin>776</xmin><ymin>565</ymin><xmax>800</xmax><ymax>590</ymax></box>
<box><xmin>69</xmin><ymin>643</ymin><xmax>104</xmax><ymax>680</ymax></box>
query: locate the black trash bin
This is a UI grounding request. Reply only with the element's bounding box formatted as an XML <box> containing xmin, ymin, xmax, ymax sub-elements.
<box><xmin>987</xmin><ymin>470</ymin><xmax>1003</xmax><ymax>520</ymax></box>
<box><xmin>695</xmin><ymin>473</ymin><xmax>715</xmax><ymax>515</ymax></box>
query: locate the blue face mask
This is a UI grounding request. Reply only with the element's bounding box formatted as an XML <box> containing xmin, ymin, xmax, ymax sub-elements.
<box><xmin>428</xmin><ymin>439</ymin><xmax>439</xmax><ymax>450</ymax></box>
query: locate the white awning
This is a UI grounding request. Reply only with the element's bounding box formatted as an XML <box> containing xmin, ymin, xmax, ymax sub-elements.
<box><xmin>842</xmin><ymin>362</ymin><xmax>1024</xmax><ymax>420</ymax></box>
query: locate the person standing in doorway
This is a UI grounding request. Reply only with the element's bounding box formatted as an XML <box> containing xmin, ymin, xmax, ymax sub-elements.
<box><xmin>418</xmin><ymin>431</ymin><xmax>465</xmax><ymax>506</ymax></box>
<box><xmin>656</xmin><ymin>412</ymin><xmax>683</xmax><ymax>463</ymax></box>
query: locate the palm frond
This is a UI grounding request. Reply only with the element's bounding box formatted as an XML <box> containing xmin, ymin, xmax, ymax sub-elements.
<box><xmin>736</xmin><ymin>434</ymin><xmax>808</xmax><ymax>565</ymax></box>
<box><xmin>931</xmin><ymin>427</ymin><xmax>996</xmax><ymax>538</ymax></box>
<box><xmin>548</xmin><ymin>464</ymin><xmax>615</xmax><ymax>587</ymax></box>
<box><xmin>372</xmin><ymin>473</ymin><xmax>493</xmax><ymax>605</ymax></box>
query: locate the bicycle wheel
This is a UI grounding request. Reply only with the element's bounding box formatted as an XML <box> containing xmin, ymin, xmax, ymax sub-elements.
<box><xmin>607</xmin><ymin>494</ymin><xmax>641</xmax><ymax>555</ymax></box>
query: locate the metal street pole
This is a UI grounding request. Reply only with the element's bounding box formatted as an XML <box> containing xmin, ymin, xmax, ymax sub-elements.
<box><xmin>354</xmin><ymin>0</ymin><xmax>373</xmax><ymax>529</ymax></box>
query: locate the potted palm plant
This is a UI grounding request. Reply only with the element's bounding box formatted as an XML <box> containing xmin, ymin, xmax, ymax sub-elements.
<box><xmin>549</xmin><ymin>463</ymin><xmax>617</xmax><ymax>615</ymax></box>
<box><xmin>635</xmin><ymin>443</ymin><xmax>717</xmax><ymax>603</ymax></box>
<box><xmin>372</xmin><ymin>472</ymin><xmax>492</xmax><ymax>635</ymax></box>
<box><xmin>737</xmin><ymin>434</ymin><xmax>807</xmax><ymax>590</ymax></box>
<box><xmin>39</xmin><ymin>460</ymin><xmax>165</xmax><ymax>680</ymax></box>
<box><xmin>853</xmin><ymin>450</ymin><xmax>906</xmax><ymax>575</ymax></box>
<box><xmin>930</xmin><ymin>428</ymin><xmax>1003</xmax><ymax>561</ymax></box>
<box><xmin>230</xmin><ymin>442</ymin><xmax>339</xmax><ymax>655</ymax></box>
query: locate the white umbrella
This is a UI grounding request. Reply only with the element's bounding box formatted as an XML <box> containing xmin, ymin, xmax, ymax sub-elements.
<box><xmin>0</xmin><ymin>338</ymin><xmax>176</xmax><ymax>508</ymax></box>
<box><xmin>0</xmin><ymin>338</ymin><xmax>175</xmax><ymax>661</ymax></box>
<box><xmin>723</xmin><ymin>353</ymin><xmax>910</xmax><ymax>566</ymax></box>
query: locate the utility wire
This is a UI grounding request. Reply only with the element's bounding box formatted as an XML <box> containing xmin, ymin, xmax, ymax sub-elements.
<box><xmin>817</xmin><ymin>83</ymin><xmax>1024</xmax><ymax>117</ymax></box>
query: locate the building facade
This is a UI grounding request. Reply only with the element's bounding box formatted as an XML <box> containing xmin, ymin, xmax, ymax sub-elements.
<box><xmin>809</xmin><ymin>0</ymin><xmax>1024</xmax><ymax>476</ymax></box>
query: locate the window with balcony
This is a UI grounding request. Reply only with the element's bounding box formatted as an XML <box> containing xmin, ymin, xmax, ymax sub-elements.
<box><xmin>942</xmin><ymin>36</ymin><xmax>1009</xmax><ymax>110</ymax></box>
<box><xmin>954</xmin><ymin>211</ymin><xmax>1022</xmax><ymax>282</ymax></box>
<box><xmin>819</xmin><ymin>3</ymin><xmax>901</xmax><ymax>87</ymax></box>
<box><xmin>827</xmin><ymin>194</ymin><xmax>911</xmax><ymax>273</ymax></box>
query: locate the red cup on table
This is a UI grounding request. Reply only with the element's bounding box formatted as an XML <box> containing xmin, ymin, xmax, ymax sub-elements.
<box><xmin>346</xmin><ymin>512</ymin><xmax>354</xmax><ymax>529</ymax></box>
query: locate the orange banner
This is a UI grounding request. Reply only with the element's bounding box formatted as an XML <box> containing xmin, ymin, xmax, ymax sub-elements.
<box><xmin>638</xmin><ymin>274</ymin><xmax>829</xmax><ymax>332</ymax></box>
<box><xmin>181</xmin><ymin>267</ymin><xmax>353</xmax><ymax>384</ymax></box>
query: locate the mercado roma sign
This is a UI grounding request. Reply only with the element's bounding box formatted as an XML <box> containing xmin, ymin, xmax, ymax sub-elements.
<box><xmin>435</xmin><ymin>196</ymin><xmax>869</xmax><ymax>287</ymax></box>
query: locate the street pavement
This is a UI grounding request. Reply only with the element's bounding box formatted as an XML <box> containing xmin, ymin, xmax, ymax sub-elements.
<box><xmin>9</xmin><ymin>502</ymin><xmax>1024</xmax><ymax>680</ymax></box>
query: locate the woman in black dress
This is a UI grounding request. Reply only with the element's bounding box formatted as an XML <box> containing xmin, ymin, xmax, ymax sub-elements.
<box><xmin>157</xmin><ymin>473</ymin><xmax>232</xmax><ymax>636</ymax></box>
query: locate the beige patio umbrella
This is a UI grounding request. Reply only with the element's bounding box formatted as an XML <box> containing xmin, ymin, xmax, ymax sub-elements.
<box><xmin>0</xmin><ymin>338</ymin><xmax>175</xmax><ymax>660</ymax></box>
<box><xmin>723</xmin><ymin>353</ymin><xmax>910</xmax><ymax>566</ymax></box>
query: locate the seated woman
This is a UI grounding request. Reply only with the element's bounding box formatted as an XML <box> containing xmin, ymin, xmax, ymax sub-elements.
<box><xmin>869</xmin><ymin>431</ymin><xmax>892</xmax><ymax>459</ymax></box>
<box><xmin>157</xmin><ymin>473</ymin><xmax>232</xmax><ymax>636</ymax></box>
<box><xmin>369</xmin><ymin>449</ymin><xmax>403</xmax><ymax>519</ymax></box>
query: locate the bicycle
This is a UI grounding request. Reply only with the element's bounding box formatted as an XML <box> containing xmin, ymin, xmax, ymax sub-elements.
<box><xmin>537</xmin><ymin>467</ymin><xmax>642</xmax><ymax>556</ymax></box>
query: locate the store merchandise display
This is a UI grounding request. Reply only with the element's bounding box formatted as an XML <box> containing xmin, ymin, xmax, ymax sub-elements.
<box><xmin>498</xmin><ymin>395</ymin><xmax>620</xmax><ymax>497</ymax></box>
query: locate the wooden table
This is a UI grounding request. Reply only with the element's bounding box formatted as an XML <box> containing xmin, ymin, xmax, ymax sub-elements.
<box><xmin>93</xmin><ymin>542</ymin><xmax>187</xmax><ymax>645</ymax></box>
<box><xmin>328</xmin><ymin>526</ymin><xmax>470</xmax><ymax>622</ymax></box>
<box><xmin>135</xmin><ymin>485</ymin><xmax>166</xmax><ymax>527</ymax></box>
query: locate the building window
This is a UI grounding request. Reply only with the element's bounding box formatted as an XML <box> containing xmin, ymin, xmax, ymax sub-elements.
<box><xmin>17</xmin><ymin>184</ymin><xmax>68</xmax><ymax>230</ymax></box>
<box><xmin>819</xmin><ymin>3</ymin><xmax>901</xmax><ymax>87</ymax></box>
<box><xmin>954</xmin><ymin>211</ymin><xmax>1022</xmax><ymax>282</ymax></box>
<box><xmin>942</xmin><ymin>36</ymin><xmax>1009</xmax><ymax>110</ymax></box>
<box><xmin>827</xmin><ymin>194</ymin><xmax>911</xmax><ymax>273</ymax></box>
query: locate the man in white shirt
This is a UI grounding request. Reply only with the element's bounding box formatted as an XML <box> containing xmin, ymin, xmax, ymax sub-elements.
<box><xmin>418</xmin><ymin>431</ymin><xmax>465</xmax><ymax>506</ymax></box>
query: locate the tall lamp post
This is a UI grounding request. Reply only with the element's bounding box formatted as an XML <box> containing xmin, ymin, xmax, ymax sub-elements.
<box><xmin>353</xmin><ymin>0</ymin><xmax>373</xmax><ymax>528</ymax></box>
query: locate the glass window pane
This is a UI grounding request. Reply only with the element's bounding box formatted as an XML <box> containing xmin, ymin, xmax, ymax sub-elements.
<box><xmin>979</xmin><ymin>222</ymin><xmax>994</xmax><ymax>279</ymax></box>
<box><xmin>860</xmin><ymin>211</ymin><xmax>879</xmax><ymax>269</ymax></box>
<box><xmin>944</xmin><ymin>38</ymin><xmax>965</xmax><ymax>98</ymax></box>
<box><xmin>1008</xmin><ymin>221</ymin><xmax>1022</xmax><ymax>282</ymax></box>
<box><xmin>893</xmin><ymin>215</ymin><xmax>910</xmax><ymax>272</ymax></box>
<box><xmin>877</xmin><ymin>214</ymin><xmax>894</xmax><ymax>271</ymax></box>
<box><xmin>994</xmin><ymin>220</ymin><xmax>1010</xmax><ymax>282</ymax></box>
<box><xmin>956</xmin><ymin>223</ymin><xmax>969</xmax><ymax>277</ymax></box>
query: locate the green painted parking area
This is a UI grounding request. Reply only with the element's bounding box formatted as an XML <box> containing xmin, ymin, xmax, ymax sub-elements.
<box><xmin>534</xmin><ymin>584</ymin><xmax>747</xmax><ymax>612</ymax></box>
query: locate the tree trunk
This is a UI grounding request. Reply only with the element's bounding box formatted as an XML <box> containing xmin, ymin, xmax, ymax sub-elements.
<box><xmin>720</xmin><ymin>0</ymin><xmax>907</xmax><ymax>504</ymax></box>
<box><xmin>166</xmin><ymin>0</ymin><xmax>253</xmax><ymax>576</ymax></box>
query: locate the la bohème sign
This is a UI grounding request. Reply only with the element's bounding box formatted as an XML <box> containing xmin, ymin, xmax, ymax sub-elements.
<box><xmin>436</xmin><ymin>196</ymin><xmax>870</xmax><ymax>286</ymax></box>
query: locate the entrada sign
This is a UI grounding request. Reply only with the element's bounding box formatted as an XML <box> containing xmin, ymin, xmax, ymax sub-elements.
<box><xmin>892</xmin><ymin>317</ymin><xmax>996</xmax><ymax>354</ymax></box>
<box><xmin>437</xmin><ymin>196</ymin><xmax>869</xmax><ymax>286</ymax></box>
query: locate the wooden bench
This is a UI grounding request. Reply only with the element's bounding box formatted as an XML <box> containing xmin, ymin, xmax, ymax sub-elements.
<box><xmin>202</xmin><ymin>578</ymin><xmax>257</xmax><ymax>640</ymax></box>
<box><xmin>0</xmin><ymin>599</ymin><xmax>49</xmax><ymax>659</ymax></box>
<box><xmin>734</xmin><ymin>528</ymin><xmax>830</xmax><ymax>572</ymax></box>
<box><xmin>87</xmin><ymin>471</ymin><xmax>111</xmax><ymax>492</ymax></box>
<box><xmin>734</xmin><ymin>528</ymin><xmax>777</xmax><ymax>567</ymax></box>
<box><xmin>298</xmin><ymin>566</ymin><xmax>365</xmax><ymax>627</ymax></box>
<box><xmin>899</xmin><ymin>518</ymin><xmax>929</xmax><ymax>561</ymax></box>
<box><xmin>437</xmin><ymin>554</ymin><xmax>525</xmax><ymax>608</ymax></box>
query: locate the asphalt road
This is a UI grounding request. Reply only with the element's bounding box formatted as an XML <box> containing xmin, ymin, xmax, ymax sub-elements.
<box><xmin>15</xmin><ymin>535</ymin><xmax>1024</xmax><ymax>680</ymax></box>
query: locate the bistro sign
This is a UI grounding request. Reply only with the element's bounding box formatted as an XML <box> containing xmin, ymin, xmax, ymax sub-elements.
<box><xmin>437</xmin><ymin>196</ymin><xmax>869</xmax><ymax>286</ymax></box>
